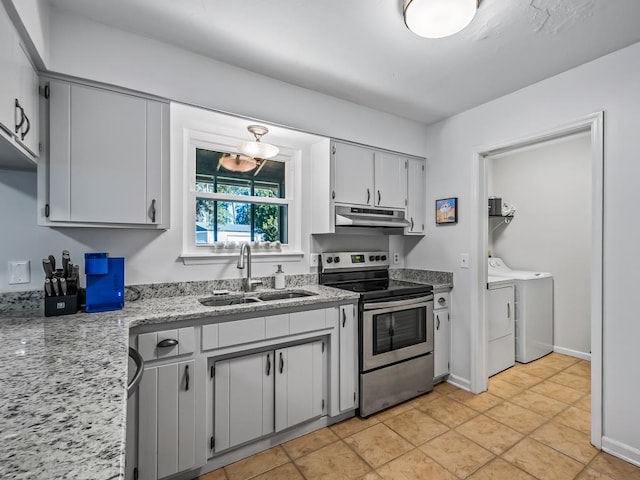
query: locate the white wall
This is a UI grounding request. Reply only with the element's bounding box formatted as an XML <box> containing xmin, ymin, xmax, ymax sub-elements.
<box><xmin>47</xmin><ymin>8</ymin><xmax>427</xmax><ymax>158</ymax></box>
<box><xmin>409</xmin><ymin>41</ymin><xmax>640</xmax><ymax>460</ymax></box>
<box><xmin>488</xmin><ymin>133</ymin><xmax>591</xmax><ymax>357</ymax></box>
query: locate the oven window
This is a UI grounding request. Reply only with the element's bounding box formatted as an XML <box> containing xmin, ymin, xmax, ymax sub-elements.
<box><xmin>372</xmin><ymin>307</ymin><xmax>426</xmax><ymax>355</ymax></box>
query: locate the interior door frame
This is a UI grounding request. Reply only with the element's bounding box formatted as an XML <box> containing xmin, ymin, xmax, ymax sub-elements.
<box><xmin>469</xmin><ymin>112</ymin><xmax>604</xmax><ymax>448</ymax></box>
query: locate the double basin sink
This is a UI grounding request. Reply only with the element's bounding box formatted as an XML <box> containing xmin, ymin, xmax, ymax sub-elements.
<box><xmin>199</xmin><ymin>289</ymin><xmax>317</xmax><ymax>307</ymax></box>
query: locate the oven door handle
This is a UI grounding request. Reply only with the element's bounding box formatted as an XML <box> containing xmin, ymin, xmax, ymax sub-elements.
<box><xmin>362</xmin><ymin>296</ymin><xmax>433</xmax><ymax>310</ymax></box>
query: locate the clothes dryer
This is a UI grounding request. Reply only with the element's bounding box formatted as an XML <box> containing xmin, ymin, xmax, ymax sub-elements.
<box><xmin>488</xmin><ymin>258</ymin><xmax>554</xmax><ymax>363</ymax></box>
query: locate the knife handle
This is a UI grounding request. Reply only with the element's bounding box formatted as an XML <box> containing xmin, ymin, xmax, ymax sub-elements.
<box><xmin>48</xmin><ymin>255</ymin><xmax>56</xmax><ymax>271</ymax></box>
<box><xmin>44</xmin><ymin>278</ymin><xmax>52</xmax><ymax>297</ymax></box>
<box><xmin>43</xmin><ymin>259</ymin><xmax>53</xmax><ymax>279</ymax></box>
<box><xmin>59</xmin><ymin>278</ymin><xmax>67</xmax><ymax>296</ymax></box>
<box><xmin>51</xmin><ymin>277</ymin><xmax>60</xmax><ymax>296</ymax></box>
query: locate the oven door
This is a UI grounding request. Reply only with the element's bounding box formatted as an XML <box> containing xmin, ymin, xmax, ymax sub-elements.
<box><xmin>362</xmin><ymin>295</ymin><xmax>434</xmax><ymax>371</ymax></box>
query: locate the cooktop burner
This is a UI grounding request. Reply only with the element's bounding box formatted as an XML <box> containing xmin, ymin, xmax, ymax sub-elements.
<box><xmin>318</xmin><ymin>251</ymin><xmax>432</xmax><ymax>300</ymax></box>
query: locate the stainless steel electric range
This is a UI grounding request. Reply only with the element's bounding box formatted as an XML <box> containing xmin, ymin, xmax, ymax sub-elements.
<box><xmin>319</xmin><ymin>251</ymin><xmax>434</xmax><ymax>417</ymax></box>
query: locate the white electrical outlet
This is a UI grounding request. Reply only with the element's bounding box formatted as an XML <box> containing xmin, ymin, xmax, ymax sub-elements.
<box><xmin>393</xmin><ymin>252</ymin><xmax>400</xmax><ymax>264</ymax></box>
<box><xmin>310</xmin><ymin>253</ymin><xmax>319</xmax><ymax>267</ymax></box>
<box><xmin>459</xmin><ymin>253</ymin><xmax>469</xmax><ymax>269</ymax></box>
<box><xmin>9</xmin><ymin>260</ymin><xmax>31</xmax><ymax>284</ymax></box>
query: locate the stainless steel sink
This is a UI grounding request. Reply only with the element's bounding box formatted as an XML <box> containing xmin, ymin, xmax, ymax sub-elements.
<box><xmin>199</xmin><ymin>296</ymin><xmax>261</xmax><ymax>307</ymax></box>
<box><xmin>257</xmin><ymin>290</ymin><xmax>317</xmax><ymax>301</ymax></box>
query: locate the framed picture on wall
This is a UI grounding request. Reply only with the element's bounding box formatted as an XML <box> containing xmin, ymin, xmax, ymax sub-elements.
<box><xmin>436</xmin><ymin>197</ymin><xmax>458</xmax><ymax>225</ymax></box>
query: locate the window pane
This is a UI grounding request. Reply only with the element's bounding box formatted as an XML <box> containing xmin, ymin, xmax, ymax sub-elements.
<box><xmin>195</xmin><ymin>148</ymin><xmax>286</xmax><ymax>197</ymax></box>
<box><xmin>218</xmin><ymin>201</ymin><xmax>252</xmax><ymax>243</ymax></box>
<box><xmin>195</xmin><ymin>198</ymin><xmax>215</xmax><ymax>245</ymax></box>
<box><xmin>254</xmin><ymin>204</ymin><xmax>288</xmax><ymax>243</ymax></box>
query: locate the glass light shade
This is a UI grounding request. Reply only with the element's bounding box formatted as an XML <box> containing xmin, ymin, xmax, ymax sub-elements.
<box><xmin>219</xmin><ymin>154</ymin><xmax>258</xmax><ymax>173</ymax></box>
<box><xmin>404</xmin><ymin>0</ymin><xmax>477</xmax><ymax>39</ymax></box>
<box><xmin>238</xmin><ymin>140</ymin><xmax>279</xmax><ymax>160</ymax></box>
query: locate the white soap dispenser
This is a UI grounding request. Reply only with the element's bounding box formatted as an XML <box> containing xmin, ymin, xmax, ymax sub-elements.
<box><xmin>274</xmin><ymin>264</ymin><xmax>285</xmax><ymax>290</ymax></box>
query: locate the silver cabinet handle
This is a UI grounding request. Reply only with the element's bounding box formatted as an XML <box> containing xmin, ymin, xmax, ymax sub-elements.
<box><xmin>14</xmin><ymin>99</ymin><xmax>25</xmax><ymax>133</ymax></box>
<box><xmin>127</xmin><ymin>347</ymin><xmax>144</xmax><ymax>399</ymax></box>
<box><xmin>21</xmin><ymin>114</ymin><xmax>31</xmax><ymax>140</ymax></box>
<box><xmin>342</xmin><ymin>308</ymin><xmax>346</xmax><ymax>327</ymax></box>
<box><xmin>507</xmin><ymin>302</ymin><xmax>511</xmax><ymax>319</ymax></box>
<box><xmin>436</xmin><ymin>314</ymin><xmax>440</xmax><ymax>330</ymax></box>
<box><xmin>150</xmin><ymin>198</ymin><xmax>156</xmax><ymax>223</ymax></box>
<box><xmin>279</xmin><ymin>352</ymin><xmax>284</xmax><ymax>374</ymax></box>
<box><xmin>184</xmin><ymin>365</ymin><xmax>190</xmax><ymax>391</ymax></box>
<box><xmin>377</xmin><ymin>190</ymin><xmax>381</xmax><ymax>205</ymax></box>
<box><xmin>410</xmin><ymin>217</ymin><xmax>414</xmax><ymax>231</ymax></box>
<box><xmin>157</xmin><ymin>338</ymin><xmax>178</xmax><ymax>348</ymax></box>
<box><xmin>266</xmin><ymin>353</ymin><xmax>271</xmax><ymax>376</ymax></box>
<box><xmin>366</xmin><ymin>188</ymin><xmax>370</xmax><ymax>204</ymax></box>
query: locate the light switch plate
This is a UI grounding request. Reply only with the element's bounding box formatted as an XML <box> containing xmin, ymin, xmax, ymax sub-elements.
<box><xmin>310</xmin><ymin>253</ymin><xmax>319</xmax><ymax>267</ymax></box>
<box><xmin>393</xmin><ymin>252</ymin><xmax>400</xmax><ymax>264</ymax></box>
<box><xmin>9</xmin><ymin>260</ymin><xmax>30</xmax><ymax>284</ymax></box>
<box><xmin>459</xmin><ymin>253</ymin><xmax>469</xmax><ymax>269</ymax></box>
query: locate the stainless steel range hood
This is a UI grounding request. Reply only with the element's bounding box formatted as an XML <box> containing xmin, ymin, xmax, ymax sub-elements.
<box><xmin>335</xmin><ymin>205</ymin><xmax>410</xmax><ymax>230</ymax></box>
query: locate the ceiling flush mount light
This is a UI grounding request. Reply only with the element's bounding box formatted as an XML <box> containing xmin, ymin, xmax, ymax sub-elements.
<box><xmin>403</xmin><ymin>0</ymin><xmax>478</xmax><ymax>39</ymax></box>
<box><xmin>238</xmin><ymin>125</ymin><xmax>279</xmax><ymax>163</ymax></box>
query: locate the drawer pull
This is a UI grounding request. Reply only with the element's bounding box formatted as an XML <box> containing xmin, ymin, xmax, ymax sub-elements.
<box><xmin>157</xmin><ymin>338</ymin><xmax>178</xmax><ymax>348</ymax></box>
<box><xmin>184</xmin><ymin>365</ymin><xmax>190</xmax><ymax>391</ymax></box>
<box><xmin>279</xmin><ymin>352</ymin><xmax>284</xmax><ymax>374</ymax></box>
<box><xmin>438</xmin><ymin>297</ymin><xmax>446</xmax><ymax>305</ymax></box>
<box><xmin>266</xmin><ymin>354</ymin><xmax>271</xmax><ymax>376</ymax></box>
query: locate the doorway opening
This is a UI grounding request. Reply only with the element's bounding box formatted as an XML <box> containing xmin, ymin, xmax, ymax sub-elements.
<box><xmin>470</xmin><ymin>113</ymin><xmax>603</xmax><ymax>448</ymax></box>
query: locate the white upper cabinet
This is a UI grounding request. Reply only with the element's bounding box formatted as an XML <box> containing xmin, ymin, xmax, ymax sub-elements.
<box><xmin>374</xmin><ymin>151</ymin><xmax>407</xmax><ymax>209</ymax></box>
<box><xmin>406</xmin><ymin>158</ymin><xmax>426</xmax><ymax>235</ymax></box>
<box><xmin>0</xmin><ymin>4</ymin><xmax>39</xmax><ymax>168</ymax></box>
<box><xmin>43</xmin><ymin>79</ymin><xmax>169</xmax><ymax>228</ymax></box>
<box><xmin>331</xmin><ymin>140</ymin><xmax>408</xmax><ymax>210</ymax></box>
<box><xmin>332</xmin><ymin>141</ymin><xmax>375</xmax><ymax>206</ymax></box>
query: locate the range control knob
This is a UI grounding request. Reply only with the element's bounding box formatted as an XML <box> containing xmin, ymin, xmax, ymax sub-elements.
<box><xmin>381</xmin><ymin>255</ymin><xmax>387</xmax><ymax>261</ymax></box>
<box><xmin>326</xmin><ymin>257</ymin><xmax>333</xmax><ymax>264</ymax></box>
<box><xmin>334</xmin><ymin>256</ymin><xmax>341</xmax><ymax>263</ymax></box>
<box><xmin>369</xmin><ymin>255</ymin><xmax>375</xmax><ymax>261</ymax></box>
<box><xmin>375</xmin><ymin>255</ymin><xmax>381</xmax><ymax>261</ymax></box>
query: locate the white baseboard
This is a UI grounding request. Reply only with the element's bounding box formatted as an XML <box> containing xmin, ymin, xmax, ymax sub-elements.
<box><xmin>602</xmin><ymin>436</ymin><xmax>640</xmax><ymax>468</ymax></box>
<box><xmin>447</xmin><ymin>373</ymin><xmax>471</xmax><ymax>392</ymax></box>
<box><xmin>553</xmin><ymin>346</ymin><xmax>591</xmax><ymax>361</ymax></box>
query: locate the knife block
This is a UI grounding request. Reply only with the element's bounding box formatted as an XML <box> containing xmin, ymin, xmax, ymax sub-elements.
<box><xmin>85</xmin><ymin>254</ymin><xmax>125</xmax><ymax>313</ymax></box>
<box><xmin>44</xmin><ymin>290</ymin><xmax>84</xmax><ymax>317</ymax></box>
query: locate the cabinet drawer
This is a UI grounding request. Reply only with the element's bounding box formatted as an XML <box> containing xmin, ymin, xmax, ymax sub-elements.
<box><xmin>290</xmin><ymin>309</ymin><xmax>326</xmax><ymax>334</ymax></box>
<box><xmin>137</xmin><ymin>327</ymin><xmax>194</xmax><ymax>361</ymax></box>
<box><xmin>434</xmin><ymin>292</ymin><xmax>449</xmax><ymax>310</ymax></box>
<box><xmin>218</xmin><ymin>317</ymin><xmax>266</xmax><ymax>347</ymax></box>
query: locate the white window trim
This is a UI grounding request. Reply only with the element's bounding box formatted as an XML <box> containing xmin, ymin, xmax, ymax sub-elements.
<box><xmin>180</xmin><ymin>128</ymin><xmax>303</xmax><ymax>264</ymax></box>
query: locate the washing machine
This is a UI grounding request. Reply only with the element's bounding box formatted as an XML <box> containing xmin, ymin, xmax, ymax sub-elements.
<box><xmin>488</xmin><ymin>258</ymin><xmax>554</xmax><ymax>363</ymax></box>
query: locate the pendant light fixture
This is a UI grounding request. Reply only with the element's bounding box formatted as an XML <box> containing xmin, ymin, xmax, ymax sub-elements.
<box><xmin>238</xmin><ymin>125</ymin><xmax>279</xmax><ymax>163</ymax></box>
<box><xmin>219</xmin><ymin>153</ymin><xmax>260</xmax><ymax>173</ymax></box>
<box><xmin>403</xmin><ymin>0</ymin><xmax>478</xmax><ymax>39</ymax></box>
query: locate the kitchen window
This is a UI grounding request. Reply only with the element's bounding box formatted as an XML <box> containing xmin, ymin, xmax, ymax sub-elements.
<box><xmin>182</xmin><ymin>125</ymin><xmax>301</xmax><ymax>263</ymax></box>
<box><xmin>194</xmin><ymin>148</ymin><xmax>288</xmax><ymax>245</ymax></box>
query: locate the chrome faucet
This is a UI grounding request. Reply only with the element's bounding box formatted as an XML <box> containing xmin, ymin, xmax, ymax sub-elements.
<box><xmin>237</xmin><ymin>242</ymin><xmax>262</xmax><ymax>292</ymax></box>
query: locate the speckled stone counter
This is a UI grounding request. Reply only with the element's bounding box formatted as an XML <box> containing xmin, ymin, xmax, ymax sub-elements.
<box><xmin>390</xmin><ymin>268</ymin><xmax>453</xmax><ymax>290</ymax></box>
<box><xmin>0</xmin><ymin>285</ymin><xmax>358</xmax><ymax>480</ymax></box>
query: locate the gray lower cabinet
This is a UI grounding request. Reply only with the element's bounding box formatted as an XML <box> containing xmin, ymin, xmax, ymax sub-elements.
<box><xmin>213</xmin><ymin>340</ymin><xmax>324</xmax><ymax>452</ymax></box>
<box><xmin>138</xmin><ymin>360</ymin><xmax>197</xmax><ymax>480</ymax></box>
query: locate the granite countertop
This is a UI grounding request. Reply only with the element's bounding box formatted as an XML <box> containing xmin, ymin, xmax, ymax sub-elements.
<box><xmin>0</xmin><ymin>285</ymin><xmax>358</xmax><ymax>480</ymax></box>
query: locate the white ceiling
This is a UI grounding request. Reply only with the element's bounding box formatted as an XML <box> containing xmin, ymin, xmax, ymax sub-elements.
<box><xmin>48</xmin><ymin>0</ymin><xmax>640</xmax><ymax>125</ymax></box>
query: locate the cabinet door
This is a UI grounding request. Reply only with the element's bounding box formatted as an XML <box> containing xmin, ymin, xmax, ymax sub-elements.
<box><xmin>138</xmin><ymin>366</ymin><xmax>158</xmax><ymax>480</ymax></box>
<box><xmin>406</xmin><ymin>158</ymin><xmax>425</xmax><ymax>234</ymax></box>
<box><xmin>0</xmin><ymin>6</ymin><xmax>19</xmax><ymax>137</ymax></box>
<box><xmin>487</xmin><ymin>285</ymin><xmax>514</xmax><ymax>341</ymax></box>
<box><xmin>434</xmin><ymin>309</ymin><xmax>450</xmax><ymax>379</ymax></box>
<box><xmin>339</xmin><ymin>304</ymin><xmax>358</xmax><ymax>411</ymax></box>
<box><xmin>214</xmin><ymin>351</ymin><xmax>274</xmax><ymax>451</ymax></box>
<box><xmin>374</xmin><ymin>152</ymin><xmax>407</xmax><ymax>209</ymax></box>
<box><xmin>15</xmin><ymin>43</ymin><xmax>38</xmax><ymax>157</ymax></box>
<box><xmin>47</xmin><ymin>80</ymin><xmax>167</xmax><ymax>225</ymax></box>
<box><xmin>156</xmin><ymin>361</ymin><xmax>196</xmax><ymax>479</ymax></box>
<box><xmin>275</xmin><ymin>341</ymin><xmax>324</xmax><ymax>431</ymax></box>
<box><xmin>332</xmin><ymin>141</ymin><xmax>374</xmax><ymax>206</ymax></box>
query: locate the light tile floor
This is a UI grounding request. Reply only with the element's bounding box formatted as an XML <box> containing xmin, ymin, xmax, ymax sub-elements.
<box><xmin>200</xmin><ymin>353</ymin><xmax>640</xmax><ymax>480</ymax></box>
